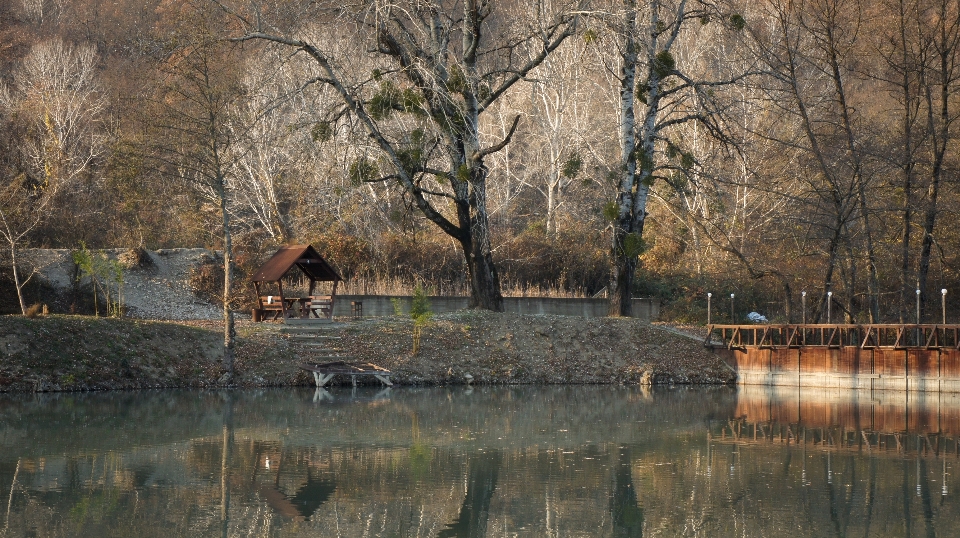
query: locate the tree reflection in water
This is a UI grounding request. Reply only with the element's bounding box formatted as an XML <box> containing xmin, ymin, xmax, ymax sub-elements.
<box><xmin>257</xmin><ymin>469</ymin><xmax>335</xmax><ymax>522</ymax></box>
<box><xmin>611</xmin><ymin>446</ymin><xmax>643</xmax><ymax>537</ymax></box>
<box><xmin>0</xmin><ymin>386</ymin><xmax>958</xmax><ymax>536</ymax></box>
<box><xmin>220</xmin><ymin>392</ymin><xmax>232</xmax><ymax>538</ymax></box>
<box><xmin>438</xmin><ymin>450</ymin><xmax>501</xmax><ymax>537</ymax></box>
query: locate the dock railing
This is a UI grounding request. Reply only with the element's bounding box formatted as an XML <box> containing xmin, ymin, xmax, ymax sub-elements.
<box><xmin>705</xmin><ymin>324</ymin><xmax>960</xmax><ymax>350</ymax></box>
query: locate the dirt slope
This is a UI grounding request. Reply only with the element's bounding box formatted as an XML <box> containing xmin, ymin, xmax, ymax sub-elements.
<box><xmin>0</xmin><ymin>313</ymin><xmax>733</xmax><ymax>391</ymax></box>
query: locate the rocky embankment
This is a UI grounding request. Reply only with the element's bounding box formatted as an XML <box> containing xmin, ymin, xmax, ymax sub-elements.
<box><xmin>19</xmin><ymin>248</ymin><xmax>224</xmax><ymax>320</ymax></box>
<box><xmin>0</xmin><ymin>312</ymin><xmax>734</xmax><ymax>392</ymax></box>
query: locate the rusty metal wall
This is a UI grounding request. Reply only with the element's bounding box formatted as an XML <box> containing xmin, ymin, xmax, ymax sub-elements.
<box><xmin>714</xmin><ymin>344</ymin><xmax>960</xmax><ymax>392</ymax></box>
<box><xmin>707</xmin><ymin>324</ymin><xmax>960</xmax><ymax>392</ymax></box>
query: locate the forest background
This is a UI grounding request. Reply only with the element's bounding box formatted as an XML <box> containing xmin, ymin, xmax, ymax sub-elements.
<box><xmin>2</xmin><ymin>0</ymin><xmax>959</xmax><ymax>325</ymax></box>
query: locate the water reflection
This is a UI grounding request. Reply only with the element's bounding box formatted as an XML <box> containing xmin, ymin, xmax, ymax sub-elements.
<box><xmin>0</xmin><ymin>386</ymin><xmax>959</xmax><ymax>536</ymax></box>
<box><xmin>611</xmin><ymin>447</ymin><xmax>643</xmax><ymax>537</ymax></box>
<box><xmin>220</xmin><ymin>393</ymin><xmax>232</xmax><ymax>538</ymax></box>
<box><xmin>438</xmin><ymin>449</ymin><xmax>501</xmax><ymax>537</ymax></box>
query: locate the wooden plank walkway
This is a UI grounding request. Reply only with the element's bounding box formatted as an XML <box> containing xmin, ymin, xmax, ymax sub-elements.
<box><xmin>705</xmin><ymin>324</ymin><xmax>960</xmax><ymax>391</ymax></box>
<box><xmin>705</xmin><ymin>323</ymin><xmax>960</xmax><ymax>350</ymax></box>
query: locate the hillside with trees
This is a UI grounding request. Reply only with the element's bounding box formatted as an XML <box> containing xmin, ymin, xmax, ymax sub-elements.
<box><xmin>3</xmin><ymin>0</ymin><xmax>960</xmax><ymax>324</ymax></box>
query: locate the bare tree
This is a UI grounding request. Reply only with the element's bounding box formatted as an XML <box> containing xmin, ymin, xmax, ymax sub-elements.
<box><xmin>480</xmin><ymin>36</ymin><xmax>610</xmax><ymax>239</ymax></box>
<box><xmin>13</xmin><ymin>39</ymin><xmax>107</xmax><ymax>193</ymax></box>
<box><xmin>150</xmin><ymin>3</ymin><xmax>243</xmax><ymax>377</ymax></box>
<box><xmin>747</xmin><ymin>0</ymin><xmax>886</xmax><ymax>322</ymax></box>
<box><xmin>19</xmin><ymin>0</ymin><xmax>67</xmax><ymax>26</ymax></box>
<box><xmin>874</xmin><ymin>0</ymin><xmax>926</xmax><ymax>321</ymax></box>
<box><xmin>525</xmin><ymin>39</ymin><xmax>600</xmax><ymax>236</ymax></box>
<box><xmin>603</xmin><ymin>0</ymin><xmax>749</xmax><ymax>316</ymax></box>
<box><xmin>911</xmin><ymin>0</ymin><xmax>960</xmax><ymax>319</ymax></box>
<box><xmin>0</xmin><ymin>175</ymin><xmax>59</xmax><ymax>314</ymax></box>
<box><xmin>0</xmin><ymin>39</ymin><xmax>106</xmax><ymax>314</ymax></box>
<box><xmin>222</xmin><ymin>0</ymin><xmax>583</xmax><ymax>311</ymax></box>
<box><xmin>224</xmin><ymin>58</ymin><xmax>301</xmax><ymax>243</ymax></box>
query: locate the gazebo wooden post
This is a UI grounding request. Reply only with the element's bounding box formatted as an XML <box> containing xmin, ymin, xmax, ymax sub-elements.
<box><xmin>252</xmin><ymin>281</ymin><xmax>263</xmax><ymax>322</ymax></box>
<box><xmin>331</xmin><ymin>280</ymin><xmax>338</xmax><ymax>318</ymax></box>
<box><xmin>278</xmin><ymin>281</ymin><xmax>287</xmax><ymax>319</ymax></box>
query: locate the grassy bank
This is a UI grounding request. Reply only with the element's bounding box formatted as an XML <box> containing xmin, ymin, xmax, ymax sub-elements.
<box><xmin>0</xmin><ymin>313</ymin><xmax>734</xmax><ymax>392</ymax></box>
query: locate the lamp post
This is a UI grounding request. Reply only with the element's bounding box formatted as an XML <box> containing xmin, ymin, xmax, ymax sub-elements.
<box><xmin>802</xmin><ymin>291</ymin><xmax>807</xmax><ymax>324</ymax></box>
<box><xmin>730</xmin><ymin>293</ymin><xmax>735</xmax><ymax>323</ymax></box>
<box><xmin>942</xmin><ymin>289</ymin><xmax>947</xmax><ymax>325</ymax></box>
<box><xmin>707</xmin><ymin>293</ymin><xmax>712</xmax><ymax>326</ymax></box>
<box><xmin>827</xmin><ymin>291</ymin><xmax>833</xmax><ymax>324</ymax></box>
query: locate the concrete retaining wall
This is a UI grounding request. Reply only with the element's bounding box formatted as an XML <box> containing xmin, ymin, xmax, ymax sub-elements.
<box><xmin>333</xmin><ymin>295</ymin><xmax>659</xmax><ymax>321</ymax></box>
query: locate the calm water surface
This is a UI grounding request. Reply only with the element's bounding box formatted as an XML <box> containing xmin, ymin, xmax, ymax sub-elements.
<box><xmin>1</xmin><ymin>385</ymin><xmax>959</xmax><ymax>537</ymax></box>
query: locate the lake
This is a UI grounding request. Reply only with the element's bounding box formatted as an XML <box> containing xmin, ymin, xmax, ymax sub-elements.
<box><xmin>1</xmin><ymin>385</ymin><xmax>958</xmax><ymax>536</ymax></box>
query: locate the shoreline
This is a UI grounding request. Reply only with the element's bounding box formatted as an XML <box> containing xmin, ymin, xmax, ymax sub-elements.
<box><xmin>0</xmin><ymin>312</ymin><xmax>734</xmax><ymax>392</ymax></box>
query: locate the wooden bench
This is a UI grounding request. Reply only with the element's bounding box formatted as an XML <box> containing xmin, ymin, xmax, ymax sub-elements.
<box><xmin>254</xmin><ymin>295</ymin><xmax>297</xmax><ymax>321</ymax></box>
<box><xmin>259</xmin><ymin>295</ymin><xmax>284</xmax><ymax>321</ymax></box>
<box><xmin>301</xmin><ymin>295</ymin><xmax>334</xmax><ymax>320</ymax></box>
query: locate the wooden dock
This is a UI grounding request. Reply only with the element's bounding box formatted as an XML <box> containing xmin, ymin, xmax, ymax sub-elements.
<box><xmin>299</xmin><ymin>361</ymin><xmax>393</xmax><ymax>387</ymax></box>
<box><xmin>706</xmin><ymin>324</ymin><xmax>960</xmax><ymax>392</ymax></box>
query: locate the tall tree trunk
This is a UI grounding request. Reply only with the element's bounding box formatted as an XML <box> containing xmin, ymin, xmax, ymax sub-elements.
<box><xmin>826</xmin><ymin>17</ymin><xmax>878</xmax><ymax>322</ymax></box>
<box><xmin>461</xmin><ymin>167</ymin><xmax>503</xmax><ymax>311</ymax></box>
<box><xmin>900</xmin><ymin>158</ymin><xmax>914</xmax><ymax>322</ymax></box>
<box><xmin>461</xmin><ymin>1</ymin><xmax>504</xmax><ymax>311</ymax></box>
<box><xmin>610</xmin><ymin>0</ymin><xmax>640</xmax><ymax>317</ymax></box>
<box><xmin>900</xmin><ymin>164</ymin><xmax>914</xmax><ymax>322</ymax></box>
<box><xmin>818</xmin><ymin>223</ymin><xmax>844</xmax><ymax>323</ymax></box>
<box><xmin>857</xmin><ymin>182</ymin><xmax>880</xmax><ymax>322</ymax></box>
<box><xmin>610</xmin><ymin>236</ymin><xmax>639</xmax><ymax>317</ymax></box>
<box><xmin>918</xmin><ymin>15</ymin><xmax>951</xmax><ymax>320</ymax></box>
<box><xmin>8</xmin><ymin>242</ymin><xmax>27</xmax><ymax>315</ymax></box>
<box><xmin>683</xmin><ymin>195</ymin><xmax>705</xmax><ymax>278</ymax></box>
<box><xmin>546</xmin><ymin>177</ymin><xmax>558</xmax><ymax>237</ymax></box>
<box><xmin>843</xmin><ymin>234</ymin><xmax>857</xmax><ymax>323</ymax></box>
<box><xmin>780</xmin><ymin>277</ymin><xmax>793</xmax><ymax>324</ymax></box>
<box><xmin>917</xmin><ymin>178</ymin><xmax>940</xmax><ymax>320</ymax></box>
<box><xmin>896</xmin><ymin>0</ymin><xmax>916</xmax><ymax>323</ymax></box>
<box><xmin>217</xmin><ymin>177</ymin><xmax>236</xmax><ymax>378</ymax></box>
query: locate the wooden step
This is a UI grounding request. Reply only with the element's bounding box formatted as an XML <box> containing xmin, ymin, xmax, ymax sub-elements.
<box><xmin>301</xmin><ymin>355</ymin><xmax>356</xmax><ymax>361</ymax></box>
<box><xmin>284</xmin><ymin>318</ymin><xmax>338</xmax><ymax>326</ymax></box>
<box><xmin>280</xmin><ymin>326</ymin><xmax>345</xmax><ymax>335</ymax></box>
<box><xmin>288</xmin><ymin>334</ymin><xmax>341</xmax><ymax>339</ymax></box>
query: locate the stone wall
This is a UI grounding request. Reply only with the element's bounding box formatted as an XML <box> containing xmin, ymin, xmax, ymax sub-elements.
<box><xmin>17</xmin><ymin>248</ymin><xmax>659</xmax><ymax>321</ymax></box>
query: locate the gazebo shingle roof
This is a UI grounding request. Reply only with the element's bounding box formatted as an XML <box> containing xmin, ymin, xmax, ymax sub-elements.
<box><xmin>251</xmin><ymin>245</ymin><xmax>342</xmax><ymax>283</ymax></box>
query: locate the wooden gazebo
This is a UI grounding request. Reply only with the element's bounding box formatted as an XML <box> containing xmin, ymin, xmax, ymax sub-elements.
<box><xmin>250</xmin><ymin>245</ymin><xmax>343</xmax><ymax>321</ymax></box>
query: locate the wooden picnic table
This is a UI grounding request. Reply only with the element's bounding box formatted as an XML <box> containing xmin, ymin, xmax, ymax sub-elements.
<box><xmin>282</xmin><ymin>297</ymin><xmax>299</xmax><ymax>313</ymax></box>
<box><xmin>299</xmin><ymin>295</ymin><xmax>334</xmax><ymax>319</ymax></box>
